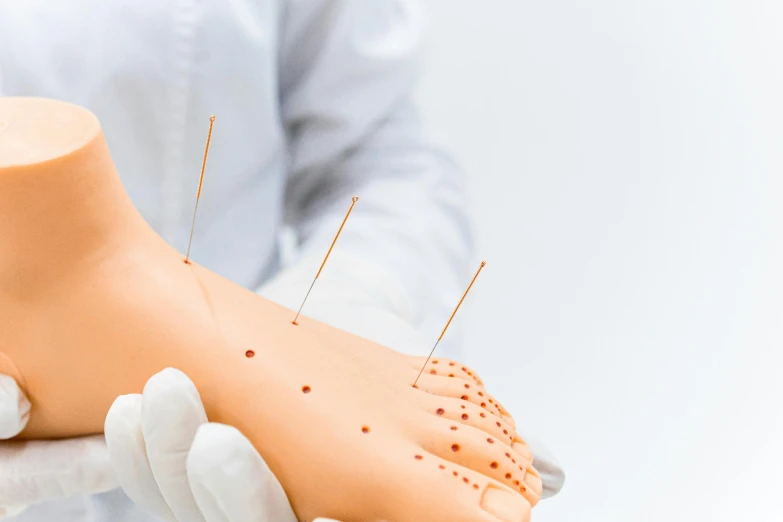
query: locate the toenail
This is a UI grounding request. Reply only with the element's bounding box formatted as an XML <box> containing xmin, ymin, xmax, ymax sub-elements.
<box><xmin>362</xmin><ymin>426</ymin><xmax>370</xmax><ymax>434</ymax></box>
<box><xmin>436</xmin><ymin>408</ymin><xmax>445</xmax><ymax>415</ymax></box>
<box><xmin>490</xmin><ymin>462</ymin><xmax>498</xmax><ymax>469</ymax></box>
<box><xmin>245</xmin><ymin>350</ymin><xmax>255</xmax><ymax>358</ymax></box>
<box><xmin>487</xmin><ymin>438</ymin><xmax>495</xmax><ymax>444</ymax></box>
<box><xmin>462</xmin><ymin>414</ymin><xmax>469</xmax><ymax>420</ymax></box>
<box><xmin>461</xmin><ymin>395</ymin><xmax>469</xmax><ymax>400</ymax></box>
<box><xmin>301</xmin><ymin>386</ymin><xmax>311</xmax><ymax>394</ymax></box>
<box><xmin>451</xmin><ymin>444</ymin><xmax>460</xmax><ymax>452</ymax></box>
<box><xmin>481</xmin><ymin>484</ymin><xmax>531</xmax><ymax>522</ymax></box>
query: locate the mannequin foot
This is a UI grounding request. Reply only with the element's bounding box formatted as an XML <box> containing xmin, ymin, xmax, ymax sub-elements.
<box><xmin>0</xmin><ymin>96</ymin><xmax>541</xmax><ymax>521</ymax></box>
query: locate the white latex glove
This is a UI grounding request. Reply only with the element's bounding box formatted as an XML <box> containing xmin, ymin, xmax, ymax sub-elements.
<box><xmin>0</xmin><ymin>375</ymin><xmax>118</xmax><ymax>518</ymax></box>
<box><xmin>0</xmin><ymin>369</ymin><xmax>334</xmax><ymax>522</ymax></box>
<box><xmin>106</xmin><ymin>367</ymin><xmax>339</xmax><ymax>522</ymax></box>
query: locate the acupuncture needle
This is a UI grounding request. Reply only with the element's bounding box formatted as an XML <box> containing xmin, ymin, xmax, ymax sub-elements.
<box><xmin>413</xmin><ymin>261</ymin><xmax>486</xmax><ymax>388</ymax></box>
<box><xmin>184</xmin><ymin>115</ymin><xmax>216</xmax><ymax>264</ymax></box>
<box><xmin>291</xmin><ymin>196</ymin><xmax>359</xmax><ymax>325</ymax></box>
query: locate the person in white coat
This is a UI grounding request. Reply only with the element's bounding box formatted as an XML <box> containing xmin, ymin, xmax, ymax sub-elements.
<box><xmin>0</xmin><ymin>1</ymin><xmax>565</xmax><ymax>520</ymax></box>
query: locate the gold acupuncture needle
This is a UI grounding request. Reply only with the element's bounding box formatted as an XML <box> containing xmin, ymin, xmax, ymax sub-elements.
<box><xmin>413</xmin><ymin>261</ymin><xmax>487</xmax><ymax>388</ymax></box>
<box><xmin>185</xmin><ymin>115</ymin><xmax>216</xmax><ymax>264</ymax></box>
<box><xmin>292</xmin><ymin>196</ymin><xmax>360</xmax><ymax>325</ymax></box>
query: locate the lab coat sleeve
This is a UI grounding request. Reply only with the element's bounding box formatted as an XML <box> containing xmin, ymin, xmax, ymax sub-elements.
<box><xmin>272</xmin><ymin>0</ymin><xmax>473</xmax><ymax>338</ymax></box>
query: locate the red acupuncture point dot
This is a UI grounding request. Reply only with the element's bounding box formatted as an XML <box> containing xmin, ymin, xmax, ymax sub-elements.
<box><xmin>436</xmin><ymin>408</ymin><xmax>445</xmax><ymax>415</ymax></box>
<box><xmin>245</xmin><ymin>350</ymin><xmax>255</xmax><ymax>358</ymax></box>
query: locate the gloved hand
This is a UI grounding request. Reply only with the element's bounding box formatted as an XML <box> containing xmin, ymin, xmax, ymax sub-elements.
<box><xmin>0</xmin><ymin>369</ymin><xmax>337</xmax><ymax>521</ymax></box>
<box><xmin>0</xmin><ymin>375</ymin><xmax>118</xmax><ymax>518</ymax></box>
<box><xmin>105</xmin><ymin>367</ymin><xmax>305</xmax><ymax>522</ymax></box>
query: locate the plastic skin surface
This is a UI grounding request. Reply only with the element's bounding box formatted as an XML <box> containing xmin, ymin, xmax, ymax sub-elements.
<box><xmin>0</xmin><ymin>97</ymin><xmax>540</xmax><ymax>522</ymax></box>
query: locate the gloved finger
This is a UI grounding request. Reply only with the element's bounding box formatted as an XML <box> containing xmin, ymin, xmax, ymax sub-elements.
<box><xmin>142</xmin><ymin>368</ymin><xmax>208</xmax><ymax>522</ymax></box>
<box><xmin>105</xmin><ymin>394</ymin><xmax>176</xmax><ymax>521</ymax></box>
<box><xmin>0</xmin><ymin>435</ymin><xmax>117</xmax><ymax>506</ymax></box>
<box><xmin>0</xmin><ymin>375</ymin><xmax>30</xmax><ymax>439</ymax></box>
<box><xmin>187</xmin><ymin>423</ymin><xmax>297</xmax><ymax>522</ymax></box>
<box><xmin>514</xmin><ymin>426</ymin><xmax>566</xmax><ymax>499</ymax></box>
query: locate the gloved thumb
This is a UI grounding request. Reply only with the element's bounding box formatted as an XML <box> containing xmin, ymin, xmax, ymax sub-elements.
<box><xmin>0</xmin><ymin>375</ymin><xmax>30</xmax><ymax>439</ymax></box>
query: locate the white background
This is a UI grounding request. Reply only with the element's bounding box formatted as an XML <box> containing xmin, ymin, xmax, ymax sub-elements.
<box><xmin>416</xmin><ymin>1</ymin><xmax>783</xmax><ymax>521</ymax></box>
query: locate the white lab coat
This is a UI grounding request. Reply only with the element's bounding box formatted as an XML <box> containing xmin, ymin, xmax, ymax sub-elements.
<box><xmin>0</xmin><ymin>0</ymin><xmax>477</xmax><ymax>519</ymax></box>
